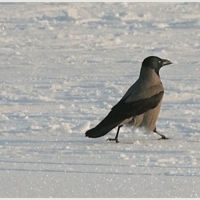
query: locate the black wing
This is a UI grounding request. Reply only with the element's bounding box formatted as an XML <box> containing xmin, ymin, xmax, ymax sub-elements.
<box><xmin>85</xmin><ymin>91</ymin><xmax>164</xmax><ymax>138</ymax></box>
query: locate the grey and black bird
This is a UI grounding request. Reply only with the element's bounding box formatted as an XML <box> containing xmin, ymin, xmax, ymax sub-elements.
<box><xmin>85</xmin><ymin>56</ymin><xmax>172</xmax><ymax>143</ymax></box>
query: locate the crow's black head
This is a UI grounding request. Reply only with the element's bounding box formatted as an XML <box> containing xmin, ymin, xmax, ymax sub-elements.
<box><xmin>141</xmin><ymin>56</ymin><xmax>172</xmax><ymax>76</ymax></box>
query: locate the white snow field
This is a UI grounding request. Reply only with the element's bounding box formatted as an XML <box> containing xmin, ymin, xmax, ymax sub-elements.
<box><xmin>0</xmin><ymin>2</ymin><xmax>200</xmax><ymax>198</ymax></box>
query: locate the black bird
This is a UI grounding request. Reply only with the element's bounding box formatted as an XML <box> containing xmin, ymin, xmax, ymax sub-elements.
<box><xmin>85</xmin><ymin>56</ymin><xmax>172</xmax><ymax>143</ymax></box>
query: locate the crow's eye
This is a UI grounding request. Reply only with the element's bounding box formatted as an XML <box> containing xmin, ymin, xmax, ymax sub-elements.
<box><xmin>158</xmin><ymin>60</ymin><xmax>162</xmax><ymax>64</ymax></box>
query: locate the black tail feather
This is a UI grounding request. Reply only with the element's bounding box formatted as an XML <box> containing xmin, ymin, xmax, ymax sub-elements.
<box><xmin>85</xmin><ymin>112</ymin><xmax>121</xmax><ymax>138</ymax></box>
<box><xmin>85</xmin><ymin>122</ymin><xmax>119</xmax><ymax>138</ymax></box>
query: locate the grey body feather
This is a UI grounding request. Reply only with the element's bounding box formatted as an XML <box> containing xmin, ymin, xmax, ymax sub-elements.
<box><xmin>122</xmin><ymin>68</ymin><xmax>164</xmax><ymax>132</ymax></box>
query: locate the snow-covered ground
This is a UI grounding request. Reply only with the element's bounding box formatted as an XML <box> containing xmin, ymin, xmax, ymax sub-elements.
<box><xmin>0</xmin><ymin>2</ymin><xmax>200</xmax><ymax>198</ymax></box>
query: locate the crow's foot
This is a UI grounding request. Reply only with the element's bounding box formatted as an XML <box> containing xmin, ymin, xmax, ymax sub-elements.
<box><xmin>158</xmin><ymin>135</ymin><xmax>169</xmax><ymax>140</ymax></box>
<box><xmin>107</xmin><ymin>138</ymin><xmax>119</xmax><ymax>143</ymax></box>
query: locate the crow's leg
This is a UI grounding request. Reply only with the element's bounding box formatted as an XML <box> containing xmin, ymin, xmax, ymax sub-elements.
<box><xmin>107</xmin><ymin>125</ymin><xmax>123</xmax><ymax>143</ymax></box>
<box><xmin>153</xmin><ymin>127</ymin><xmax>169</xmax><ymax>140</ymax></box>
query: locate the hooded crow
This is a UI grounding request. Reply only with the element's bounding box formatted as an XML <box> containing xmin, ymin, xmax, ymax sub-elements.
<box><xmin>85</xmin><ymin>56</ymin><xmax>172</xmax><ymax>143</ymax></box>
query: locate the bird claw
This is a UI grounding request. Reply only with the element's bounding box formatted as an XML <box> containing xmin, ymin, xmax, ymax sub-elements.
<box><xmin>107</xmin><ymin>138</ymin><xmax>119</xmax><ymax>143</ymax></box>
<box><xmin>158</xmin><ymin>136</ymin><xmax>169</xmax><ymax>140</ymax></box>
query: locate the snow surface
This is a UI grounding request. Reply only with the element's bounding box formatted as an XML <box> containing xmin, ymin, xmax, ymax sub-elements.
<box><xmin>0</xmin><ymin>2</ymin><xmax>200</xmax><ymax>198</ymax></box>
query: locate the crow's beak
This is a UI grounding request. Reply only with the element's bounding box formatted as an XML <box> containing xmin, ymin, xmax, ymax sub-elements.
<box><xmin>162</xmin><ymin>59</ymin><xmax>172</xmax><ymax>66</ymax></box>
